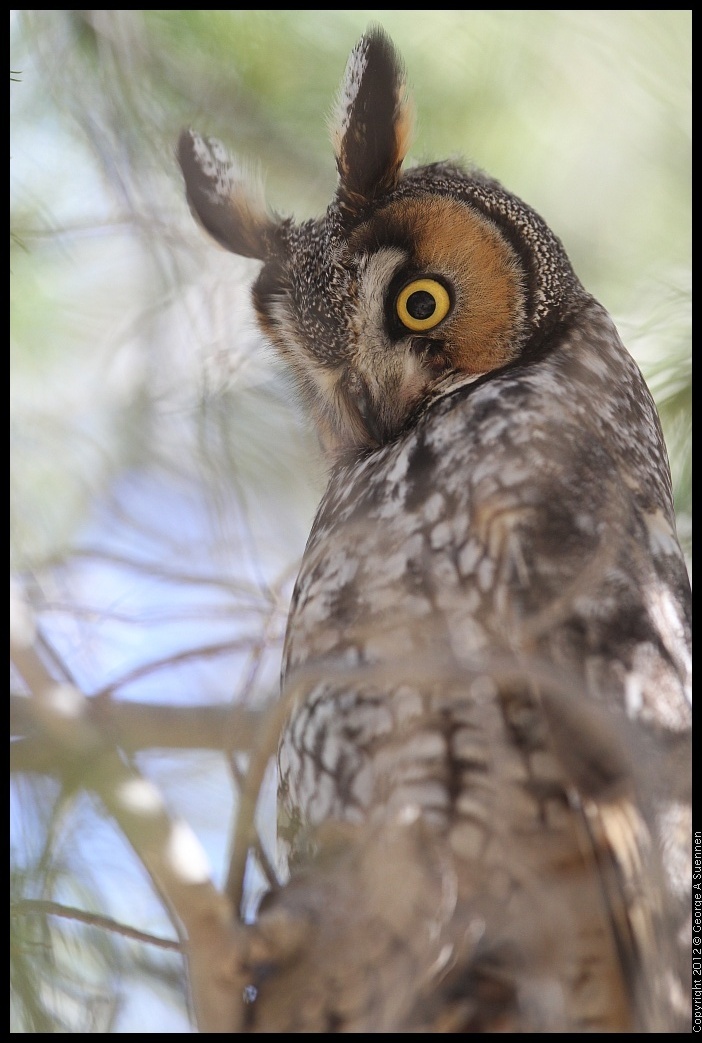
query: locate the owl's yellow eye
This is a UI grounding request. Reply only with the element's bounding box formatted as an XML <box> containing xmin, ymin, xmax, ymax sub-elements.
<box><xmin>396</xmin><ymin>278</ymin><xmax>451</xmax><ymax>332</ymax></box>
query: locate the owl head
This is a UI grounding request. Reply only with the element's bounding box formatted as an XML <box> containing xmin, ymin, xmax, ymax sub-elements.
<box><xmin>178</xmin><ymin>27</ymin><xmax>583</xmax><ymax>459</ymax></box>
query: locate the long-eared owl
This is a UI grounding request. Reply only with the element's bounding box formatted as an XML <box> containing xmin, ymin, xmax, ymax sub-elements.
<box><xmin>178</xmin><ymin>27</ymin><xmax>691</xmax><ymax>1033</ymax></box>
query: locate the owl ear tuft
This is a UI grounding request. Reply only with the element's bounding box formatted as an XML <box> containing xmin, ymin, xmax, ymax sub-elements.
<box><xmin>330</xmin><ymin>27</ymin><xmax>414</xmax><ymax>216</ymax></box>
<box><xmin>177</xmin><ymin>129</ymin><xmax>280</xmax><ymax>261</ymax></box>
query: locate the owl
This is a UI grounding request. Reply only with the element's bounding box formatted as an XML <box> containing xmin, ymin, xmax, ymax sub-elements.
<box><xmin>178</xmin><ymin>28</ymin><xmax>691</xmax><ymax>1033</ymax></box>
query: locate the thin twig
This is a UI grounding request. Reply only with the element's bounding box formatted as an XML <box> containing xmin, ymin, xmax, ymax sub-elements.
<box><xmin>12</xmin><ymin>899</ymin><xmax>183</xmax><ymax>951</ymax></box>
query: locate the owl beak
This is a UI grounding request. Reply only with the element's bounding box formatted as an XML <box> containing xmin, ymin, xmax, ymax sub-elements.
<box><xmin>342</xmin><ymin>362</ymin><xmax>428</xmax><ymax>449</ymax></box>
<box><xmin>353</xmin><ymin>377</ymin><xmax>385</xmax><ymax>445</ymax></box>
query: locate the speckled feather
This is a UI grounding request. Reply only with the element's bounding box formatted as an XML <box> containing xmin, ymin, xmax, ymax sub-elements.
<box><xmin>179</xmin><ymin>26</ymin><xmax>691</xmax><ymax>1033</ymax></box>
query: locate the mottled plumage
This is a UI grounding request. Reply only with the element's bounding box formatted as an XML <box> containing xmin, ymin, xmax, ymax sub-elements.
<box><xmin>179</xmin><ymin>27</ymin><xmax>691</xmax><ymax>1032</ymax></box>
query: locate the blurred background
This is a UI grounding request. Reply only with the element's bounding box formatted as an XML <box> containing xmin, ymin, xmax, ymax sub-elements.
<box><xmin>10</xmin><ymin>10</ymin><xmax>691</xmax><ymax>1033</ymax></box>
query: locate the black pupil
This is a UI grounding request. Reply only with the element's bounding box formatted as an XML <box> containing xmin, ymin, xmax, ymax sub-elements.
<box><xmin>406</xmin><ymin>290</ymin><xmax>436</xmax><ymax>320</ymax></box>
